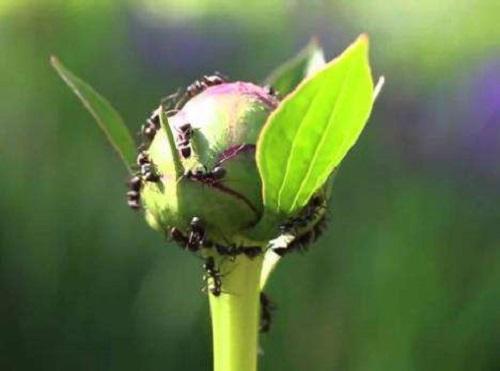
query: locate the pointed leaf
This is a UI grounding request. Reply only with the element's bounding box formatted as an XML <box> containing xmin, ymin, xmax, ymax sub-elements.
<box><xmin>51</xmin><ymin>56</ymin><xmax>136</xmax><ymax>171</ymax></box>
<box><xmin>257</xmin><ymin>35</ymin><xmax>375</xmax><ymax>215</ymax></box>
<box><xmin>264</xmin><ymin>38</ymin><xmax>326</xmax><ymax>97</ymax></box>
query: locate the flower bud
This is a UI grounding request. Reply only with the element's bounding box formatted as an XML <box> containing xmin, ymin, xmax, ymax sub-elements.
<box><xmin>134</xmin><ymin>78</ymin><xmax>328</xmax><ymax>252</ymax></box>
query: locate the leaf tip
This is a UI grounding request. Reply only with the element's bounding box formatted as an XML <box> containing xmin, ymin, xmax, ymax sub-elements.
<box><xmin>358</xmin><ymin>33</ymin><xmax>370</xmax><ymax>45</ymax></box>
<box><xmin>308</xmin><ymin>36</ymin><xmax>321</xmax><ymax>48</ymax></box>
<box><xmin>49</xmin><ymin>55</ymin><xmax>60</xmax><ymax>67</ymax></box>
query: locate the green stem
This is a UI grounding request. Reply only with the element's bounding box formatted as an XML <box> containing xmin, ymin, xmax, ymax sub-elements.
<box><xmin>209</xmin><ymin>255</ymin><xmax>264</xmax><ymax>371</ymax></box>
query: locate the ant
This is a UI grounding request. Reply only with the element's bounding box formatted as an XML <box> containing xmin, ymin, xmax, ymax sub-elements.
<box><xmin>126</xmin><ymin>174</ymin><xmax>142</xmax><ymax>210</ymax></box>
<box><xmin>187</xmin><ymin>216</ymin><xmax>206</xmax><ymax>252</ymax></box>
<box><xmin>214</xmin><ymin>243</ymin><xmax>241</xmax><ymax>258</ymax></box>
<box><xmin>202</xmin><ymin>73</ymin><xmax>226</xmax><ymax>86</ymax></box>
<box><xmin>206</xmin><ymin>166</ymin><xmax>226</xmax><ymax>181</ymax></box>
<box><xmin>140</xmin><ymin>162</ymin><xmax>160</xmax><ymax>183</ymax></box>
<box><xmin>170</xmin><ymin>227</ymin><xmax>188</xmax><ymax>248</ymax></box>
<box><xmin>141</xmin><ymin>110</ymin><xmax>160</xmax><ymax>142</ymax></box>
<box><xmin>214</xmin><ymin>244</ymin><xmax>262</xmax><ymax>259</ymax></box>
<box><xmin>179</xmin><ymin>145</ymin><xmax>191</xmax><ymax>159</ymax></box>
<box><xmin>176</xmin><ymin>123</ymin><xmax>193</xmax><ymax>140</ymax></box>
<box><xmin>136</xmin><ymin>150</ymin><xmax>161</xmax><ymax>183</ymax></box>
<box><xmin>203</xmin><ymin>257</ymin><xmax>223</xmax><ymax>297</ymax></box>
<box><xmin>136</xmin><ymin>150</ymin><xmax>149</xmax><ymax>166</ymax></box>
<box><xmin>186</xmin><ymin>80</ymin><xmax>205</xmax><ymax>98</ymax></box>
<box><xmin>260</xmin><ymin>292</ymin><xmax>276</xmax><ymax>333</ymax></box>
<box><xmin>274</xmin><ymin>231</ymin><xmax>313</xmax><ymax>256</ymax></box>
<box><xmin>185</xmin><ymin>165</ymin><xmax>226</xmax><ymax>185</ymax></box>
<box><xmin>185</xmin><ymin>73</ymin><xmax>227</xmax><ymax>98</ymax></box>
<box><xmin>242</xmin><ymin>246</ymin><xmax>262</xmax><ymax>258</ymax></box>
<box><xmin>264</xmin><ymin>85</ymin><xmax>279</xmax><ymax>98</ymax></box>
<box><xmin>184</xmin><ymin>166</ymin><xmax>206</xmax><ymax>179</ymax></box>
<box><xmin>273</xmin><ymin>215</ymin><xmax>328</xmax><ymax>257</ymax></box>
<box><xmin>169</xmin><ymin>217</ymin><xmax>211</xmax><ymax>253</ymax></box>
<box><xmin>175</xmin><ymin>122</ymin><xmax>193</xmax><ymax>159</ymax></box>
<box><xmin>279</xmin><ymin>196</ymin><xmax>326</xmax><ymax>234</ymax></box>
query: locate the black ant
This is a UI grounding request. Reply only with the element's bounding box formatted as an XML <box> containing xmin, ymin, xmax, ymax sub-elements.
<box><xmin>264</xmin><ymin>85</ymin><xmax>279</xmax><ymax>98</ymax></box>
<box><xmin>179</xmin><ymin>146</ymin><xmax>191</xmax><ymax>158</ymax></box>
<box><xmin>186</xmin><ymin>79</ymin><xmax>205</xmax><ymax>98</ymax></box>
<box><xmin>184</xmin><ymin>166</ymin><xmax>206</xmax><ymax>179</ymax></box>
<box><xmin>260</xmin><ymin>292</ymin><xmax>276</xmax><ymax>333</ymax></box>
<box><xmin>136</xmin><ymin>150</ymin><xmax>149</xmax><ymax>166</ymax></box>
<box><xmin>140</xmin><ymin>163</ymin><xmax>159</xmax><ymax>182</ymax></box>
<box><xmin>141</xmin><ymin>110</ymin><xmax>160</xmax><ymax>142</ymax></box>
<box><xmin>126</xmin><ymin>174</ymin><xmax>142</xmax><ymax>210</ymax></box>
<box><xmin>214</xmin><ymin>243</ymin><xmax>241</xmax><ymax>258</ymax></box>
<box><xmin>170</xmin><ymin>227</ymin><xmax>188</xmax><ymax>248</ymax></box>
<box><xmin>202</xmin><ymin>73</ymin><xmax>226</xmax><ymax>86</ymax></box>
<box><xmin>287</xmin><ymin>230</ymin><xmax>315</xmax><ymax>254</ymax></box>
<box><xmin>203</xmin><ymin>257</ymin><xmax>222</xmax><ymax>297</ymax></box>
<box><xmin>177</xmin><ymin>123</ymin><xmax>193</xmax><ymax>140</ymax></box>
<box><xmin>175</xmin><ymin>122</ymin><xmax>193</xmax><ymax>159</ymax></box>
<box><xmin>185</xmin><ymin>73</ymin><xmax>227</xmax><ymax>98</ymax></box>
<box><xmin>279</xmin><ymin>196</ymin><xmax>326</xmax><ymax>234</ymax></box>
<box><xmin>242</xmin><ymin>246</ymin><xmax>262</xmax><ymax>258</ymax></box>
<box><xmin>207</xmin><ymin>166</ymin><xmax>226</xmax><ymax>180</ymax></box>
<box><xmin>185</xmin><ymin>165</ymin><xmax>226</xmax><ymax>185</ymax></box>
<box><xmin>168</xmin><ymin>217</ymin><xmax>212</xmax><ymax>253</ymax></box>
<box><xmin>136</xmin><ymin>150</ymin><xmax>161</xmax><ymax>183</ymax></box>
<box><xmin>214</xmin><ymin>244</ymin><xmax>261</xmax><ymax>259</ymax></box>
<box><xmin>273</xmin><ymin>215</ymin><xmax>328</xmax><ymax>257</ymax></box>
<box><xmin>274</xmin><ymin>231</ymin><xmax>313</xmax><ymax>256</ymax></box>
<box><xmin>187</xmin><ymin>216</ymin><xmax>206</xmax><ymax>252</ymax></box>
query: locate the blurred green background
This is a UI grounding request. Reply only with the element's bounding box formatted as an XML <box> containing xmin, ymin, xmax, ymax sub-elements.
<box><xmin>1</xmin><ymin>0</ymin><xmax>499</xmax><ymax>370</ymax></box>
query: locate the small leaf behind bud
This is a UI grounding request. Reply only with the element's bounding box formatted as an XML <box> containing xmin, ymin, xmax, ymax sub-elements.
<box><xmin>264</xmin><ymin>38</ymin><xmax>326</xmax><ymax>97</ymax></box>
<box><xmin>50</xmin><ymin>56</ymin><xmax>136</xmax><ymax>171</ymax></box>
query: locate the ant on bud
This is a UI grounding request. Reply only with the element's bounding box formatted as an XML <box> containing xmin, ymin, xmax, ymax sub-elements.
<box><xmin>126</xmin><ymin>175</ymin><xmax>142</xmax><ymax>210</ymax></box>
<box><xmin>140</xmin><ymin>163</ymin><xmax>160</xmax><ymax>183</ymax></box>
<box><xmin>177</xmin><ymin>123</ymin><xmax>193</xmax><ymax>138</ymax></box>
<box><xmin>214</xmin><ymin>244</ymin><xmax>262</xmax><ymax>259</ymax></box>
<box><xmin>186</xmin><ymin>80</ymin><xmax>205</xmax><ymax>98</ymax></box>
<box><xmin>279</xmin><ymin>196</ymin><xmax>326</xmax><ymax>234</ymax></box>
<box><xmin>168</xmin><ymin>217</ymin><xmax>211</xmax><ymax>253</ymax></box>
<box><xmin>141</xmin><ymin>110</ymin><xmax>160</xmax><ymax>142</ymax></box>
<box><xmin>264</xmin><ymin>85</ymin><xmax>278</xmax><ymax>97</ymax></box>
<box><xmin>185</xmin><ymin>165</ymin><xmax>227</xmax><ymax>185</ymax></box>
<box><xmin>185</xmin><ymin>72</ymin><xmax>227</xmax><ymax>99</ymax></box>
<box><xmin>274</xmin><ymin>215</ymin><xmax>328</xmax><ymax>257</ymax></box>
<box><xmin>170</xmin><ymin>227</ymin><xmax>189</xmax><ymax>248</ymax></box>
<box><xmin>203</xmin><ymin>257</ymin><xmax>222</xmax><ymax>297</ymax></box>
<box><xmin>242</xmin><ymin>246</ymin><xmax>262</xmax><ymax>258</ymax></box>
<box><xmin>209</xmin><ymin>166</ymin><xmax>226</xmax><ymax>180</ymax></box>
<box><xmin>187</xmin><ymin>216</ymin><xmax>206</xmax><ymax>252</ymax></box>
<box><xmin>202</xmin><ymin>73</ymin><xmax>226</xmax><ymax>86</ymax></box>
<box><xmin>175</xmin><ymin>122</ymin><xmax>194</xmax><ymax>159</ymax></box>
<box><xmin>179</xmin><ymin>146</ymin><xmax>191</xmax><ymax>158</ymax></box>
<box><xmin>136</xmin><ymin>150</ymin><xmax>149</xmax><ymax>166</ymax></box>
<box><xmin>141</xmin><ymin>122</ymin><xmax>156</xmax><ymax>141</ymax></box>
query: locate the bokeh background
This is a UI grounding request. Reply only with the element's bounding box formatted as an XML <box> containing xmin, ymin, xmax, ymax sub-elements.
<box><xmin>1</xmin><ymin>0</ymin><xmax>499</xmax><ymax>370</ymax></box>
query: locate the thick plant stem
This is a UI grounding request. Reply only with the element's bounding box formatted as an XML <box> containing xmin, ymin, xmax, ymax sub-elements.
<box><xmin>209</xmin><ymin>255</ymin><xmax>264</xmax><ymax>371</ymax></box>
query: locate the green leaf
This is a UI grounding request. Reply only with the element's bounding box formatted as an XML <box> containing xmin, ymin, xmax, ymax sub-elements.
<box><xmin>264</xmin><ymin>38</ymin><xmax>326</xmax><ymax>97</ymax></box>
<box><xmin>257</xmin><ymin>34</ymin><xmax>375</xmax><ymax>215</ymax></box>
<box><xmin>50</xmin><ymin>56</ymin><xmax>136</xmax><ymax>172</ymax></box>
